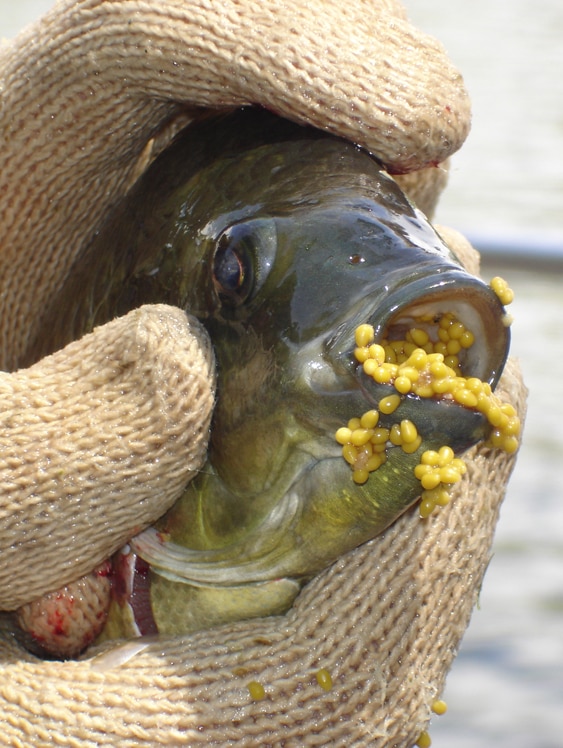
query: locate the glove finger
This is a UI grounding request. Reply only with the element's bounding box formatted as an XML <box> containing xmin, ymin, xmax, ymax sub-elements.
<box><xmin>395</xmin><ymin>163</ymin><xmax>451</xmax><ymax>219</ymax></box>
<box><xmin>434</xmin><ymin>223</ymin><xmax>483</xmax><ymax>276</ymax></box>
<box><xmin>0</xmin><ymin>304</ymin><xmax>215</xmax><ymax>610</ymax></box>
<box><xmin>15</xmin><ymin>561</ymin><xmax>112</xmax><ymax>659</ymax></box>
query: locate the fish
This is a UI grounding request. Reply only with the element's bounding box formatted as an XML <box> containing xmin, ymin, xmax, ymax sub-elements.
<box><xmin>29</xmin><ymin>107</ymin><xmax>511</xmax><ymax>639</ymax></box>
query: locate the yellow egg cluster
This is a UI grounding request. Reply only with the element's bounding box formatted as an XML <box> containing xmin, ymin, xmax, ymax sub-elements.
<box><xmin>335</xmin><ymin>409</ymin><xmax>390</xmax><ymax>486</ymax></box>
<box><xmin>336</xmin><ymin>298</ymin><xmax>520</xmax><ymax>517</ymax></box>
<box><xmin>335</xmin><ymin>407</ymin><xmax>425</xmax><ymax>486</ymax></box>
<box><xmin>490</xmin><ymin>276</ymin><xmax>514</xmax><ymax>306</ymax></box>
<box><xmin>353</xmin><ymin>322</ymin><xmax>520</xmax><ymax>455</ymax></box>
<box><xmin>355</xmin><ymin>311</ymin><xmax>474</xmax><ymax>378</ymax></box>
<box><xmin>414</xmin><ymin>447</ymin><xmax>467</xmax><ymax>518</ymax></box>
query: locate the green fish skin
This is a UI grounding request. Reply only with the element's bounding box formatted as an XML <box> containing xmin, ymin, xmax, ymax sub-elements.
<box><xmin>29</xmin><ymin>108</ymin><xmax>510</xmax><ymax>637</ymax></box>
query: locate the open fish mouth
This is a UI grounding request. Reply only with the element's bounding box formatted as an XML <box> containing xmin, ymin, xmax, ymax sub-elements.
<box><xmin>371</xmin><ymin>273</ymin><xmax>509</xmax><ymax>384</ymax></box>
<box><xmin>314</xmin><ymin>263</ymin><xmax>512</xmax><ymax>469</ymax></box>
<box><xmin>334</xmin><ymin>270</ymin><xmax>518</xmax><ymax>510</ymax></box>
<box><xmin>351</xmin><ymin>267</ymin><xmax>509</xmax><ymax>388</ymax></box>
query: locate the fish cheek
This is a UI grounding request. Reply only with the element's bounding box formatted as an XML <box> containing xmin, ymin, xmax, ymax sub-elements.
<box><xmin>209</xmin><ymin>330</ymin><xmax>288</xmax><ymax>494</ymax></box>
<box><xmin>210</xmin><ymin>415</ymin><xmax>290</xmax><ymax>496</ymax></box>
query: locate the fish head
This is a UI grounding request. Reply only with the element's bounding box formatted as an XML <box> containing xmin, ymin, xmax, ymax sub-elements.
<box><xmin>79</xmin><ymin>109</ymin><xmax>513</xmax><ymax>636</ymax></box>
<box><xmin>135</xmin><ymin>116</ymin><xmax>510</xmax><ymax>593</ymax></box>
<box><xmin>201</xmin><ymin>204</ymin><xmax>505</xmax><ymax>489</ymax></box>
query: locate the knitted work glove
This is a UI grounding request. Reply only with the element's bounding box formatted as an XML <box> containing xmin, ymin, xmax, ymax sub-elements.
<box><xmin>0</xmin><ymin>0</ymin><xmax>524</xmax><ymax>745</ymax></box>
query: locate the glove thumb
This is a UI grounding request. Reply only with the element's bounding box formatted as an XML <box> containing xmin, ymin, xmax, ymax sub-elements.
<box><xmin>0</xmin><ymin>304</ymin><xmax>215</xmax><ymax>610</ymax></box>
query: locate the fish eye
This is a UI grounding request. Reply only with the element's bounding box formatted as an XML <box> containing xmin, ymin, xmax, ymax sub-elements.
<box><xmin>212</xmin><ymin>220</ymin><xmax>277</xmax><ymax>307</ymax></box>
<box><xmin>212</xmin><ymin>229</ymin><xmax>254</xmax><ymax>306</ymax></box>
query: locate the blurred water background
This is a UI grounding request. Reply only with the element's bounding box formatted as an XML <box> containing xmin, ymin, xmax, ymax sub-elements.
<box><xmin>3</xmin><ymin>2</ymin><xmax>562</xmax><ymax>746</ymax></box>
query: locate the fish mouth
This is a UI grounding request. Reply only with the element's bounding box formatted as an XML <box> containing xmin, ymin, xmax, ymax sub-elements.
<box><xmin>347</xmin><ymin>270</ymin><xmax>511</xmax><ymax>452</ymax></box>
<box><xmin>368</xmin><ymin>272</ymin><xmax>509</xmax><ymax>383</ymax></box>
<box><xmin>356</xmin><ymin>271</ymin><xmax>507</xmax><ymax>382</ymax></box>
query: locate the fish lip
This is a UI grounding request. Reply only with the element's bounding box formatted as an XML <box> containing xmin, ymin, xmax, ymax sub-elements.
<box><xmin>354</xmin><ymin>356</ymin><xmax>491</xmax><ymax>455</ymax></box>
<box><xmin>355</xmin><ymin>370</ymin><xmax>396</xmax><ymax>409</ymax></box>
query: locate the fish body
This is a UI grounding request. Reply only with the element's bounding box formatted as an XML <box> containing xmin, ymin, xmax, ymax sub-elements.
<box><xmin>31</xmin><ymin>108</ymin><xmax>510</xmax><ymax>637</ymax></box>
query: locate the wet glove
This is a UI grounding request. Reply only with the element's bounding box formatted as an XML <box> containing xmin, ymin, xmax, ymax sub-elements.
<box><xmin>0</xmin><ymin>0</ymin><xmax>524</xmax><ymax>745</ymax></box>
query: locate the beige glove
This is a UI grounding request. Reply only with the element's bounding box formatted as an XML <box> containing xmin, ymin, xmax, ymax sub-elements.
<box><xmin>0</xmin><ymin>0</ymin><xmax>524</xmax><ymax>745</ymax></box>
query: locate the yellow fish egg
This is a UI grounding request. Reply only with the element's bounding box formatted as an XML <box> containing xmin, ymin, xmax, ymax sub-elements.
<box><xmin>247</xmin><ymin>681</ymin><xmax>266</xmax><ymax>700</ymax></box>
<box><xmin>416</xmin><ymin>730</ymin><xmax>432</xmax><ymax>748</ymax></box>
<box><xmin>355</xmin><ymin>323</ymin><xmax>375</xmax><ymax>348</ymax></box>
<box><xmin>315</xmin><ymin>668</ymin><xmax>333</xmax><ymax>691</ymax></box>
<box><xmin>431</xmin><ymin>698</ymin><xmax>448</xmax><ymax>715</ymax></box>
<box><xmin>490</xmin><ymin>276</ymin><xmax>515</xmax><ymax>306</ymax></box>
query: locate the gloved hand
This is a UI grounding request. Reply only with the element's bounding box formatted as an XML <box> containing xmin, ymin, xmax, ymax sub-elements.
<box><xmin>0</xmin><ymin>0</ymin><xmax>524</xmax><ymax>745</ymax></box>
